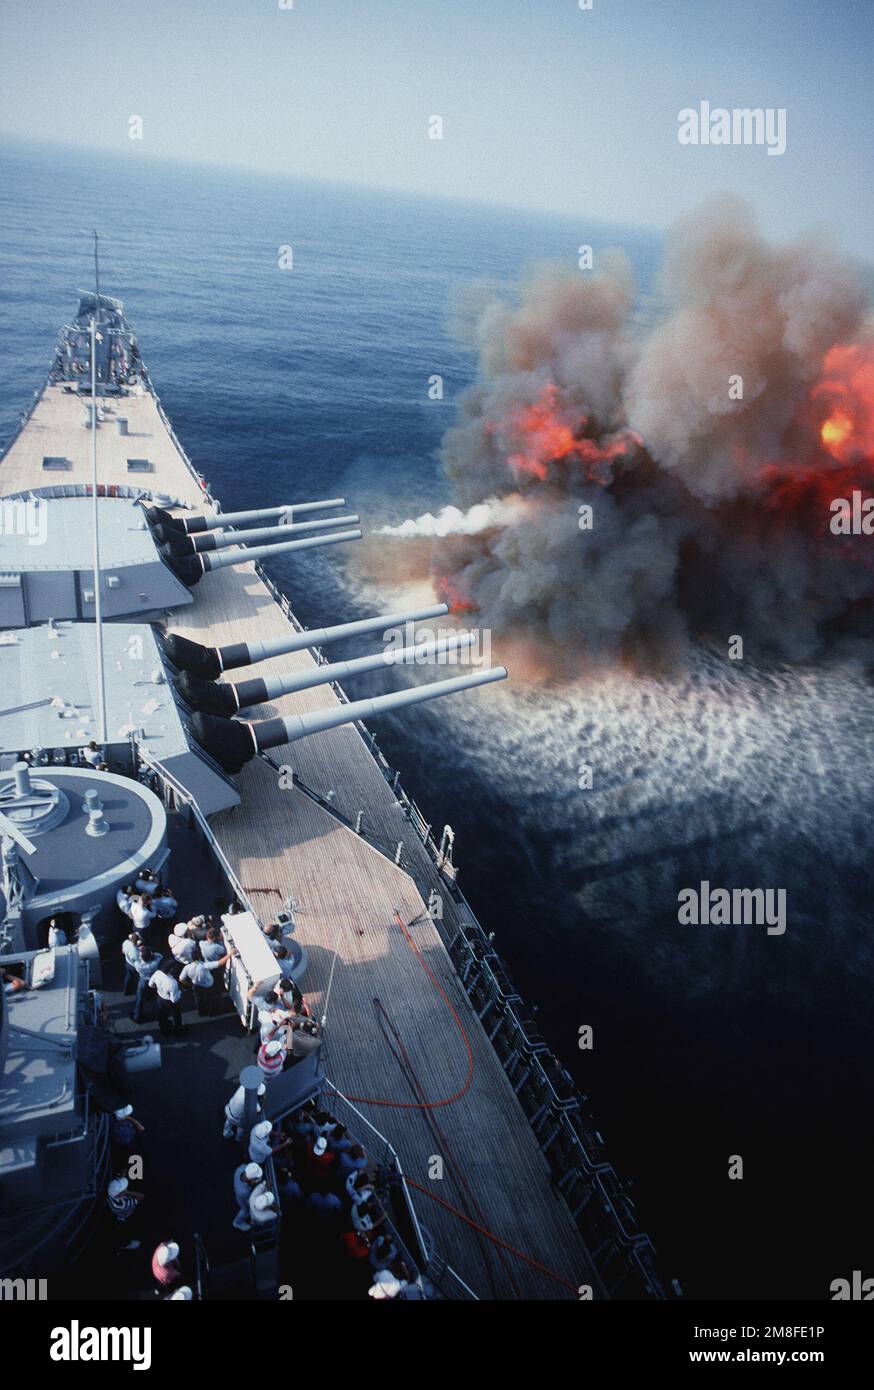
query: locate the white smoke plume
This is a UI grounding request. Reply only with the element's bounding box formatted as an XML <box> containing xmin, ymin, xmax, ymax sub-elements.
<box><xmin>377</xmin><ymin>497</ymin><xmax>527</xmax><ymax>538</ymax></box>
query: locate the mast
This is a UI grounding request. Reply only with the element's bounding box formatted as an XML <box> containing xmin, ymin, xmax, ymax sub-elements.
<box><xmin>89</xmin><ymin>233</ymin><xmax>108</xmax><ymax>744</ymax></box>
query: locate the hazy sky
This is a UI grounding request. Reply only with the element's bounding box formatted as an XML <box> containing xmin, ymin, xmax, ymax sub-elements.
<box><xmin>1</xmin><ymin>0</ymin><xmax>871</xmax><ymax>255</ymax></box>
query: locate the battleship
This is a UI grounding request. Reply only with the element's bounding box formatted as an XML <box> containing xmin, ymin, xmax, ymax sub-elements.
<box><xmin>0</xmin><ymin>266</ymin><xmax>677</xmax><ymax>1302</ymax></box>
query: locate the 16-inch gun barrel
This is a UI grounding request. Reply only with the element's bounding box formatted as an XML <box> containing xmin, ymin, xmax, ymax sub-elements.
<box><xmin>161</xmin><ymin>513</ymin><xmax>360</xmax><ymax>556</ymax></box>
<box><xmin>190</xmin><ymin>665</ymin><xmax>508</xmax><ymax>773</ymax></box>
<box><xmin>161</xmin><ymin>602</ymin><xmax>450</xmax><ymax>678</ymax></box>
<box><xmin>177</xmin><ymin>631</ymin><xmax>477</xmax><ymax>716</ymax></box>
<box><xmin>164</xmin><ymin>527</ymin><xmax>361</xmax><ymax>586</ymax></box>
<box><xmin>145</xmin><ymin>498</ymin><xmax>346</xmax><ymax>534</ymax></box>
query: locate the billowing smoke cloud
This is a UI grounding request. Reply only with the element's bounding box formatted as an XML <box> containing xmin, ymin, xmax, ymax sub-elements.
<box><xmin>625</xmin><ymin>198</ymin><xmax>868</xmax><ymax>501</ymax></box>
<box><xmin>396</xmin><ymin>197</ymin><xmax>874</xmax><ymax>672</ymax></box>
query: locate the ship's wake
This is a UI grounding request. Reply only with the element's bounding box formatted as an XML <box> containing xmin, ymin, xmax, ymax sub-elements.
<box><xmin>405</xmin><ymin>648</ymin><xmax>874</xmax><ymax>1009</ymax></box>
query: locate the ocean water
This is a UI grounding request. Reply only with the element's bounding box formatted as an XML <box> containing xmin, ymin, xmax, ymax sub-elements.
<box><xmin>1</xmin><ymin>140</ymin><xmax>872</xmax><ymax>1300</ymax></box>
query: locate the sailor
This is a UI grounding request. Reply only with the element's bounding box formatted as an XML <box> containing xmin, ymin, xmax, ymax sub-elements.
<box><xmin>327</xmin><ymin>1122</ymin><xmax>351</xmax><ymax>1155</ymax></box>
<box><xmin>121</xmin><ymin>932</ymin><xmax>143</xmax><ymax>995</ymax></box>
<box><xmin>351</xmin><ymin>1198</ymin><xmax>385</xmax><ymax>1237</ymax></box>
<box><xmin>148</xmin><ymin>962</ymin><xmax>185</xmax><ymax>1035</ymax></box>
<box><xmin>168</xmin><ymin>923</ymin><xmax>196</xmax><ymax>963</ymax></box>
<box><xmin>306</xmin><ymin>1134</ymin><xmax>336</xmax><ymax>1180</ymax></box>
<box><xmin>246</xmin><ymin>975</ymin><xmax>281</xmax><ymax>1010</ymax></box>
<box><xmin>345</xmin><ymin>1168</ymin><xmax>374</xmax><ymax>1205</ymax></box>
<box><xmin>261</xmin><ymin>922</ymin><xmax>282</xmax><ymax>950</ymax></box>
<box><xmin>256</xmin><ymin>1037</ymin><xmax>287</xmax><ymax>1080</ymax></box>
<box><xmin>277</xmin><ymin>980</ymin><xmax>307</xmax><ymax>1014</ymax></box>
<box><xmin>223</xmin><ymin>1080</ymin><xmax>266</xmax><ymax>1140</ymax></box>
<box><xmin>273</xmin><ymin>945</ymin><xmax>296</xmax><ymax>978</ymax></box>
<box><xmin>152</xmin><ymin>885</ymin><xmax>178</xmax><ymax>920</ymax></box>
<box><xmin>152</xmin><ymin>1241</ymin><xmax>182</xmax><ymax>1290</ymax></box>
<box><xmin>274</xmin><ymin>1160</ymin><xmax>303</xmax><ymax>1204</ymax></box>
<box><xmin>232</xmin><ymin>1161</ymin><xmax>264</xmax><ymax>1231</ymax></box>
<box><xmin>110</xmin><ymin>1104</ymin><xmax>144</xmax><ymax>1149</ymax></box>
<box><xmin>116</xmin><ymin>884</ymin><xmax>134</xmax><ymax>915</ymax></box>
<box><xmin>367</xmin><ymin>1270</ymin><xmax>403</xmax><ymax>1300</ymax></box>
<box><xmin>369</xmin><ymin>1232</ymin><xmax>398</xmax><ymax>1272</ymax></box>
<box><xmin>186</xmin><ymin>914</ymin><xmax>210</xmax><ymax>941</ymax></box>
<box><xmin>291</xmin><ymin>1102</ymin><xmax>319</xmax><ymax>1141</ymax></box>
<box><xmin>288</xmin><ymin>1016</ymin><xmax>322</xmax><ymax>1064</ymax></box>
<box><xmin>248</xmin><ymin>1119</ymin><xmax>292</xmax><ymax>1167</ymax></box>
<box><xmin>179</xmin><ymin>943</ymin><xmax>234</xmax><ymax>1015</ymax></box>
<box><xmin>82</xmin><ymin>740</ymin><xmax>103</xmax><ymax>768</ymax></box>
<box><xmin>393</xmin><ymin>1260</ymin><xmax>426</xmax><ymax>1300</ymax></box>
<box><xmin>107</xmin><ymin>1175</ymin><xmax>143</xmax><ymax>1226</ymax></box>
<box><xmin>201</xmin><ymin>925</ymin><xmax>227</xmax><ymax>962</ymax></box>
<box><xmin>256</xmin><ymin>1005</ymin><xmax>292</xmax><ymax>1048</ymax></box>
<box><xmin>1</xmin><ymin>968</ymin><xmax>28</xmax><ymax>996</ymax></box>
<box><xmin>135</xmin><ymin>867</ymin><xmax>160</xmax><ymax>894</ymax></box>
<box><xmin>249</xmin><ymin>1186</ymin><xmax>279</xmax><ymax>1227</ymax></box>
<box><xmin>130</xmin><ymin>946</ymin><xmax>161</xmax><ymax>1024</ymax></box>
<box><xmin>47</xmin><ymin>918</ymin><xmax>68</xmax><ymax>947</ymax></box>
<box><xmin>129</xmin><ymin>894</ymin><xmax>157</xmax><ymax>936</ymax></box>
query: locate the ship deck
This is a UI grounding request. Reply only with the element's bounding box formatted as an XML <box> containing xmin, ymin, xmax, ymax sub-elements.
<box><xmin>1</xmin><ymin>378</ymin><xmax>600</xmax><ymax>1299</ymax></box>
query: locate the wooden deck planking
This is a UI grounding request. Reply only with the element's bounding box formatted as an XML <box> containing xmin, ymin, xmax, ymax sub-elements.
<box><xmin>1</xmin><ymin>382</ymin><xmax>600</xmax><ymax>1300</ymax></box>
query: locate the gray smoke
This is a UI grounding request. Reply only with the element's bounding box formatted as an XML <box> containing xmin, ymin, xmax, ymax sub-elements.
<box><xmin>427</xmin><ymin>197</ymin><xmax>873</xmax><ymax>673</ymax></box>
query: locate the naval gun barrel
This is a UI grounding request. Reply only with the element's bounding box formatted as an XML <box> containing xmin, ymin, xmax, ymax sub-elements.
<box><xmin>165</xmin><ymin>528</ymin><xmax>361</xmax><ymax>586</ymax></box>
<box><xmin>160</xmin><ymin>513</ymin><xmax>360</xmax><ymax>557</ymax></box>
<box><xmin>146</xmin><ymin>499</ymin><xmax>346</xmax><ymax>535</ymax></box>
<box><xmin>162</xmin><ymin>602</ymin><xmax>450</xmax><ymax>679</ymax></box>
<box><xmin>191</xmin><ymin>665</ymin><xmax>508</xmax><ymax>773</ymax></box>
<box><xmin>177</xmin><ymin>631</ymin><xmax>477</xmax><ymax>716</ymax></box>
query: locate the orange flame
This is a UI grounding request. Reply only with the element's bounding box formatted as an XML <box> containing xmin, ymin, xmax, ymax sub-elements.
<box><xmin>813</xmin><ymin>342</ymin><xmax>874</xmax><ymax>463</ymax></box>
<box><xmin>492</xmin><ymin>383</ymin><xmax>639</xmax><ymax>485</ymax></box>
<box><xmin>435</xmin><ymin>573</ymin><xmax>478</xmax><ymax>615</ymax></box>
<box><xmin>504</xmin><ymin>385</ymin><xmax>579</xmax><ymax>480</ymax></box>
<box><xmin>821</xmin><ymin>410</ymin><xmax>853</xmax><ymax>451</ymax></box>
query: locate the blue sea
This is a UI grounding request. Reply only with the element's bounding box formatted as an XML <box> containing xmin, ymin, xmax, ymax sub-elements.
<box><xmin>2</xmin><ymin>139</ymin><xmax>872</xmax><ymax>1300</ymax></box>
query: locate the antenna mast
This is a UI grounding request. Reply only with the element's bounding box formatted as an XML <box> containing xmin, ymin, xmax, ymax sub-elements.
<box><xmin>90</xmin><ymin>232</ymin><xmax>108</xmax><ymax>744</ymax></box>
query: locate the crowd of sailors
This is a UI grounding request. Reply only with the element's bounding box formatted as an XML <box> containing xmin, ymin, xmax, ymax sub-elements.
<box><xmin>97</xmin><ymin>871</ymin><xmax>421</xmax><ymax>1298</ymax></box>
<box><xmin>225</xmin><ymin>1092</ymin><xmax>425</xmax><ymax>1300</ymax></box>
